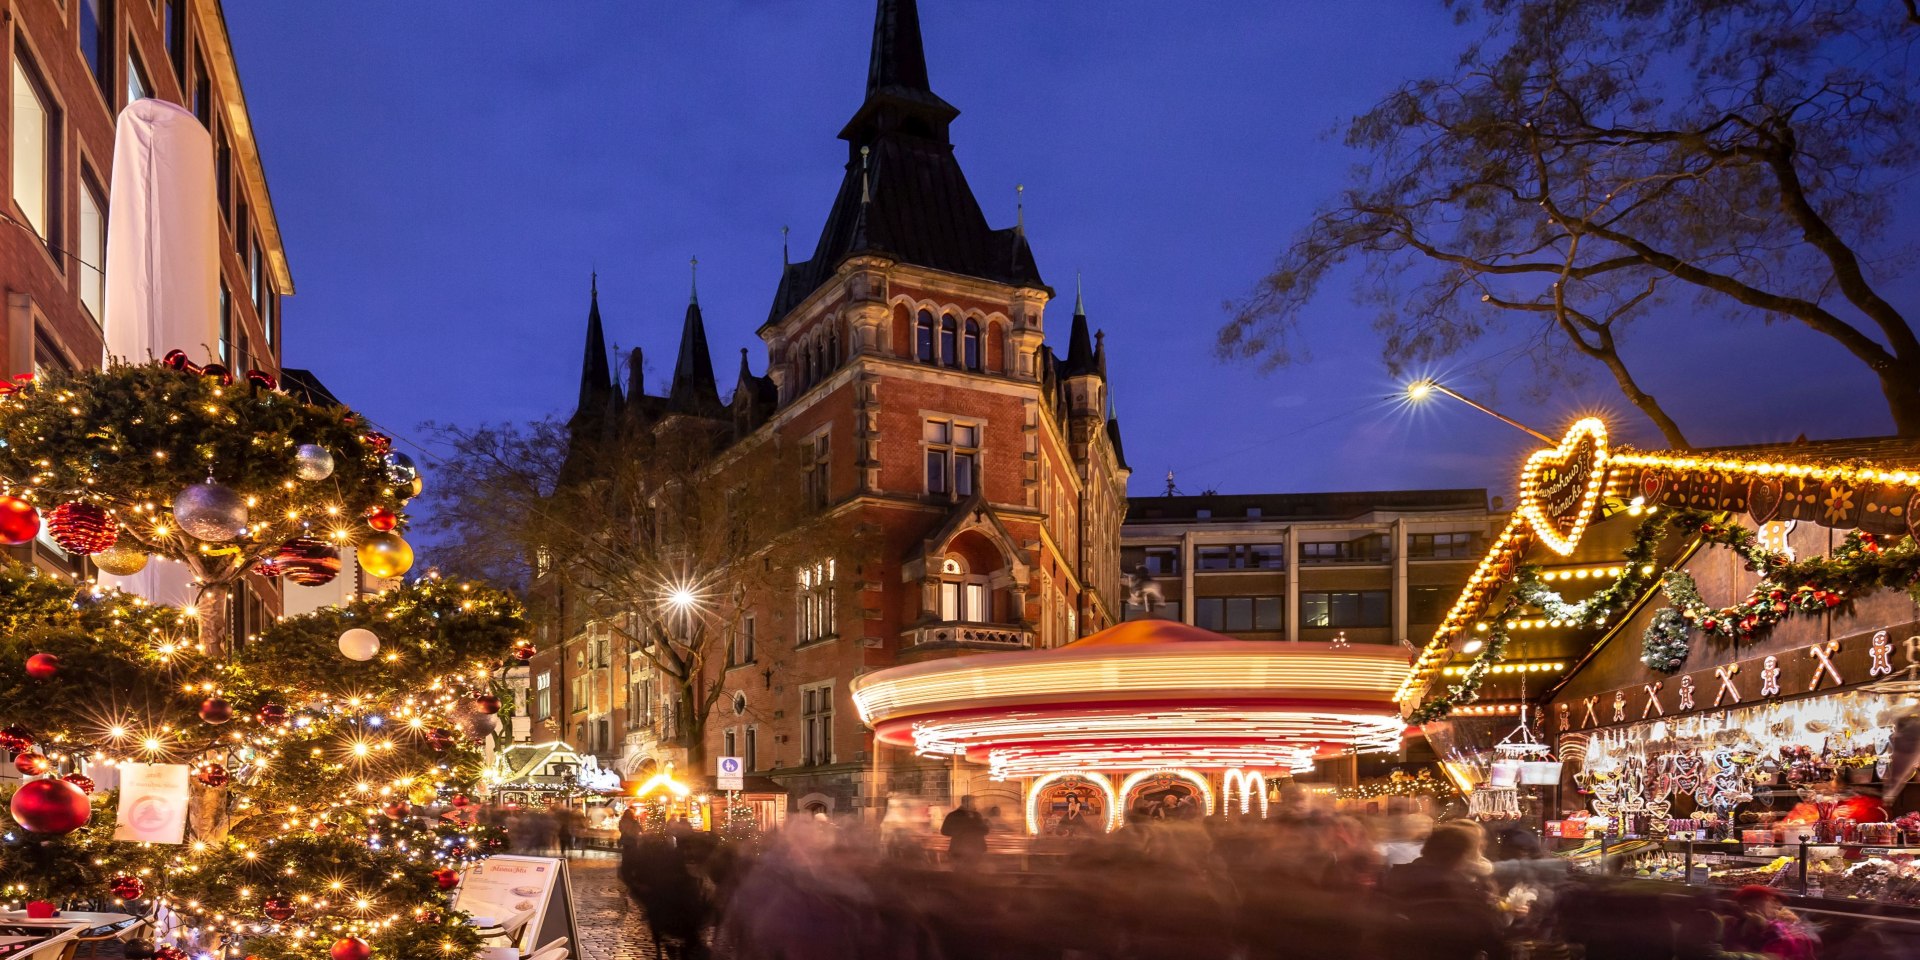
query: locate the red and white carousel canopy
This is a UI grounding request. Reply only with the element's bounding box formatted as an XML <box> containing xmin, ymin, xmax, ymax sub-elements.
<box><xmin>850</xmin><ymin>620</ymin><xmax>1410</xmax><ymax>779</ymax></box>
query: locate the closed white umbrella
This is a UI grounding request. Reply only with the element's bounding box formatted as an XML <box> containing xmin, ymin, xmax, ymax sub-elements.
<box><xmin>102</xmin><ymin>98</ymin><xmax>219</xmax><ymax>366</ymax></box>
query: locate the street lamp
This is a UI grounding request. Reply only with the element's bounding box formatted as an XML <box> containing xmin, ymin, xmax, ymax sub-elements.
<box><xmin>1403</xmin><ymin>378</ymin><xmax>1556</xmax><ymax>444</ymax></box>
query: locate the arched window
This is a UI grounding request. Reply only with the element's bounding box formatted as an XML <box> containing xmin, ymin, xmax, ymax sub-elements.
<box><xmin>828</xmin><ymin>326</ymin><xmax>840</xmax><ymax>369</ymax></box>
<box><xmin>963</xmin><ymin>318</ymin><xmax>981</xmax><ymax>371</ymax></box>
<box><xmin>816</xmin><ymin>339</ymin><xmax>828</xmax><ymax>380</ymax></box>
<box><xmin>802</xmin><ymin>339</ymin><xmax>815</xmax><ymax>388</ymax></box>
<box><xmin>936</xmin><ymin>556</ymin><xmax>991</xmax><ymax>624</ymax></box>
<box><xmin>916</xmin><ymin>311</ymin><xmax>935</xmax><ymax>363</ymax></box>
<box><xmin>940</xmin><ymin>314</ymin><xmax>959</xmax><ymax>367</ymax></box>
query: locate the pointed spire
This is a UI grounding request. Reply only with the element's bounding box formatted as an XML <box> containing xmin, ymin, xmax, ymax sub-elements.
<box><xmin>1015</xmin><ymin>183</ymin><xmax>1025</xmax><ymax>236</ymax></box>
<box><xmin>1064</xmin><ymin>280</ymin><xmax>1095</xmax><ymax>376</ymax></box>
<box><xmin>668</xmin><ymin>283</ymin><xmax>723</xmax><ymax>417</ymax></box>
<box><xmin>574</xmin><ymin>273</ymin><xmax>613</xmax><ymax>416</ymax></box>
<box><xmin>626</xmin><ymin>347</ymin><xmax>645</xmax><ymax>399</ymax></box>
<box><xmin>1093</xmin><ymin>329</ymin><xmax>1109</xmax><ymax>380</ymax></box>
<box><xmin>860</xmin><ymin>147</ymin><xmax>872</xmax><ymax>205</ymax></box>
<box><xmin>1074</xmin><ymin>272</ymin><xmax>1084</xmax><ymax>316</ymax></box>
<box><xmin>866</xmin><ymin>0</ymin><xmax>932</xmax><ymax>97</ymax></box>
<box><xmin>689</xmin><ymin>255</ymin><xmax>700</xmax><ymax>306</ymax></box>
<box><xmin>782</xmin><ymin>225</ymin><xmax>790</xmax><ymax>266</ymax></box>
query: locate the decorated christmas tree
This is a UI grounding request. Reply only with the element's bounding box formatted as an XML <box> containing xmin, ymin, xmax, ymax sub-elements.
<box><xmin>0</xmin><ymin>360</ymin><xmax>531</xmax><ymax>960</ymax></box>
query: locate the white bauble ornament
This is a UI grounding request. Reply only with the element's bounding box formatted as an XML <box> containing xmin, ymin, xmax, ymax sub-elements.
<box><xmin>294</xmin><ymin>444</ymin><xmax>336</xmax><ymax>481</ymax></box>
<box><xmin>338</xmin><ymin>628</ymin><xmax>380</xmax><ymax>662</ymax></box>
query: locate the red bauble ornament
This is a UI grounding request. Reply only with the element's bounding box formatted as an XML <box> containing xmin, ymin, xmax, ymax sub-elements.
<box><xmin>425</xmin><ymin>727</ymin><xmax>455</xmax><ymax>751</ymax></box>
<box><xmin>62</xmin><ymin>773</ymin><xmax>95</xmax><ymax>794</ymax></box>
<box><xmin>24</xmin><ymin>653</ymin><xmax>58</xmax><ymax>680</ymax></box>
<box><xmin>256</xmin><ymin>703</ymin><xmax>290</xmax><ymax>726</ymax></box>
<box><xmin>13</xmin><ymin>752</ymin><xmax>51</xmax><ymax>776</ymax></box>
<box><xmin>449</xmin><ymin>794</ymin><xmax>471</xmax><ymax>808</ymax></box>
<box><xmin>329</xmin><ymin>937</ymin><xmax>372</xmax><ymax>960</ymax></box>
<box><xmin>0</xmin><ymin>496</ymin><xmax>41</xmax><ymax>545</ymax></box>
<box><xmin>8</xmin><ymin>777</ymin><xmax>91</xmax><ymax>834</ymax></box>
<box><xmin>473</xmin><ymin>695</ymin><xmax>501</xmax><ymax>715</ymax></box>
<box><xmin>153</xmin><ymin>946</ymin><xmax>188</xmax><ymax>960</ymax></box>
<box><xmin>275</xmin><ymin>536</ymin><xmax>342</xmax><ymax>587</ymax></box>
<box><xmin>365</xmin><ymin>506</ymin><xmax>397</xmax><ymax>532</ymax></box>
<box><xmin>193</xmin><ymin>763</ymin><xmax>231</xmax><ymax>787</ymax></box>
<box><xmin>200</xmin><ymin>697</ymin><xmax>234</xmax><ymax>725</ymax></box>
<box><xmin>381</xmin><ymin>800</ymin><xmax>411</xmax><ymax>820</ymax></box>
<box><xmin>512</xmin><ymin>645</ymin><xmax>535</xmax><ymax>662</ymax></box>
<box><xmin>262</xmin><ymin>894</ymin><xmax>296</xmax><ymax>923</ymax></box>
<box><xmin>415</xmin><ymin>907</ymin><xmax>444</xmax><ymax>925</ymax></box>
<box><xmin>47</xmin><ymin>502</ymin><xmax>118</xmax><ymax>555</ymax></box>
<box><xmin>109</xmin><ymin>875</ymin><xmax>145</xmax><ymax>901</ymax></box>
<box><xmin>431</xmin><ymin>867</ymin><xmax>460</xmax><ymax>891</ymax></box>
<box><xmin>0</xmin><ymin>725</ymin><xmax>30</xmax><ymax>751</ymax></box>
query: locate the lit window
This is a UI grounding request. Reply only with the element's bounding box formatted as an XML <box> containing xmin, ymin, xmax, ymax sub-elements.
<box><xmin>797</xmin><ymin>561</ymin><xmax>836</xmax><ymax>644</ymax></box>
<box><xmin>10</xmin><ymin>55</ymin><xmax>56</xmax><ymax>242</ymax></box>
<box><xmin>78</xmin><ymin>176</ymin><xmax>107</xmax><ymax>323</ymax></box>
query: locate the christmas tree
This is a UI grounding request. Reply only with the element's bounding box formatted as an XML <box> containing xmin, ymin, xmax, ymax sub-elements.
<box><xmin>0</xmin><ymin>361</ymin><xmax>530</xmax><ymax>960</ymax></box>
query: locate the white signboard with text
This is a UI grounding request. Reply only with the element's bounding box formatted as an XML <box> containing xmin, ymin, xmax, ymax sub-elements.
<box><xmin>717</xmin><ymin>756</ymin><xmax>744</xmax><ymax>791</ymax></box>
<box><xmin>113</xmin><ymin>763</ymin><xmax>189</xmax><ymax>844</ymax></box>
<box><xmin>454</xmin><ymin>855</ymin><xmax>578</xmax><ymax>953</ymax></box>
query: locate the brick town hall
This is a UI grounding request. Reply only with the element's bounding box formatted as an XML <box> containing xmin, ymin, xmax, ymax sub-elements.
<box><xmin>522</xmin><ymin>0</ymin><xmax>1130</xmax><ymax>819</ymax></box>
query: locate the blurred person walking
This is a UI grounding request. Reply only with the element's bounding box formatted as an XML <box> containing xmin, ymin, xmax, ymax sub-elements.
<box><xmin>1377</xmin><ymin>821</ymin><xmax>1507</xmax><ymax>960</ymax></box>
<box><xmin>941</xmin><ymin>795</ymin><xmax>989</xmax><ymax>870</ymax></box>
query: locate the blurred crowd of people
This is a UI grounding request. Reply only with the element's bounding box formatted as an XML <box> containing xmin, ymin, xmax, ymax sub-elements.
<box><xmin>598</xmin><ymin>789</ymin><xmax>1916</xmax><ymax>960</ymax></box>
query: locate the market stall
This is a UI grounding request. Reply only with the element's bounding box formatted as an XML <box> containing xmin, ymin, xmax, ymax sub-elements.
<box><xmin>1399</xmin><ymin>423</ymin><xmax>1920</xmax><ymax>915</ymax></box>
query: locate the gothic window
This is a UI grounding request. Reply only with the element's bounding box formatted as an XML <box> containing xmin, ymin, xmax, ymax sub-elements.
<box><xmin>828</xmin><ymin>325</ymin><xmax>840</xmax><ymax>369</ymax></box>
<box><xmin>916</xmin><ymin>311</ymin><xmax>935</xmax><ymax>363</ymax></box>
<box><xmin>797</xmin><ymin>561</ymin><xmax>837</xmax><ymax>644</ymax></box>
<box><xmin>937</xmin><ymin>556</ymin><xmax>991</xmax><ymax>624</ymax></box>
<box><xmin>963</xmin><ymin>318</ymin><xmax>981</xmax><ymax>371</ymax></box>
<box><xmin>940</xmin><ymin>314</ymin><xmax>959</xmax><ymax>367</ymax></box>
<box><xmin>804</xmin><ymin>430</ymin><xmax>831</xmax><ymax>510</ymax></box>
<box><xmin>801</xmin><ymin>681</ymin><xmax>834</xmax><ymax>765</ymax></box>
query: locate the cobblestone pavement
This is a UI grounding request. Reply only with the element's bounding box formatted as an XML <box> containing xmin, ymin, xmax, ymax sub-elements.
<box><xmin>567</xmin><ymin>854</ymin><xmax>661</xmax><ymax>960</ymax></box>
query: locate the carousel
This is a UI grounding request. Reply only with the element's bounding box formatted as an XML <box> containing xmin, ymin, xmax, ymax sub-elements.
<box><xmin>850</xmin><ymin>619</ymin><xmax>1408</xmax><ymax>835</ymax></box>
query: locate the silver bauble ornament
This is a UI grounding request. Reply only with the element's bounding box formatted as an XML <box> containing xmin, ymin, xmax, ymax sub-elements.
<box><xmin>294</xmin><ymin>444</ymin><xmax>335</xmax><ymax>481</ymax></box>
<box><xmin>338</xmin><ymin>628</ymin><xmax>380</xmax><ymax>662</ymax></box>
<box><xmin>383</xmin><ymin>452</ymin><xmax>419</xmax><ymax>487</ymax></box>
<box><xmin>172</xmin><ymin>480</ymin><xmax>249</xmax><ymax>542</ymax></box>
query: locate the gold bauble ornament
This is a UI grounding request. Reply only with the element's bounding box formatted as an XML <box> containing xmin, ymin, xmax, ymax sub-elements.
<box><xmin>408</xmin><ymin>781</ymin><xmax>438</xmax><ymax>805</ymax></box>
<box><xmin>356</xmin><ymin>531</ymin><xmax>414</xmax><ymax>580</ymax></box>
<box><xmin>93</xmin><ymin>542</ymin><xmax>150</xmax><ymax>576</ymax></box>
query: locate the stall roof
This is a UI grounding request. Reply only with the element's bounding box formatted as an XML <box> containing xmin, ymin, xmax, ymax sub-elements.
<box><xmin>1398</xmin><ymin>422</ymin><xmax>1920</xmax><ymax>720</ymax></box>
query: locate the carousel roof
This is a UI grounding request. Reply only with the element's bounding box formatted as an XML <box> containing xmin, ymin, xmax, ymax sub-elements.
<box><xmin>850</xmin><ymin>619</ymin><xmax>1408</xmax><ymax>778</ymax></box>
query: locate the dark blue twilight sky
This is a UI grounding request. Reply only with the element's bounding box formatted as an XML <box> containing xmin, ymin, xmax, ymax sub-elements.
<box><xmin>224</xmin><ymin>2</ymin><xmax>1898</xmax><ymax>505</ymax></box>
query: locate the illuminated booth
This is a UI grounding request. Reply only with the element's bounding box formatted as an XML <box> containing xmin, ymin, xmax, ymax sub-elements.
<box><xmin>851</xmin><ymin>619</ymin><xmax>1408</xmax><ymax>834</ymax></box>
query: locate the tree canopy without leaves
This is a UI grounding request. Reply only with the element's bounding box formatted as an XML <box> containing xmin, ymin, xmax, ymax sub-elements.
<box><xmin>425</xmin><ymin>417</ymin><xmax>868</xmax><ymax>770</ymax></box>
<box><xmin>1221</xmin><ymin>0</ymin><xmax>1920</xmax><ymax>446</ymax></box>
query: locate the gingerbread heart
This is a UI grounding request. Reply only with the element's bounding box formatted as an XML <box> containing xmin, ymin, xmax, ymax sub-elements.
<box><xmin>1748</xmin><ymin>477</ymin><xmax>1784</xmax><ymax>524</ymax></box>
<box><xmin>1518</xmin><ymin>418</ymin><xmax>1610</xmax><ymax>555</ymax></box>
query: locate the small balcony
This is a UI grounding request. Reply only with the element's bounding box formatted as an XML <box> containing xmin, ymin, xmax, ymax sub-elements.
<box><xmin>901</xmin><ymin>621</ymin><xmax>1034</xmax><ymax>652</ymax></box>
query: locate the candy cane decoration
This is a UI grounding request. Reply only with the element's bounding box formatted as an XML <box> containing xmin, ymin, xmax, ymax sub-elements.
<box><xmin>1581</xmin><ymin>695</ymin><xmax>1599</xmax><ymax>728</ymax></box>
<box><xmin>1760</xmin><ymin>655</ymin><xmax>1781</xmax><ymax>697</ymax></box>
<box><xmin>1870</xmin><ymin>631</ymin><xmax>1893</xmax><ymax>677</ymax></box>
<box><xmin>1714</xmin><ymin>664</ymin><xmax>1741</xmax><ymax>706</ymax></box>
<box><xmin>1642</xmin><ymin>681</ymin><xmax>1664</xmax><ymax>719</ymax></box>
<box><xmin>1678</xmin><ymin>675</ymin><xmax>1696</xmax><ymax>711</ymax></box>
<box><xmin>1808</xmin><ymin>640</ymin><xmax>1841</xmax><ymax>691</ymax></box>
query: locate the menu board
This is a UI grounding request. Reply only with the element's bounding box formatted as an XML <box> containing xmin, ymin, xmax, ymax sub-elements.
<box><xmin>113</xmin><ymin>764</ymin><xmax>189</xmax><ymax>844</ymax></box>
<box><xmin>452</xmin><ymin>856</ymin><xmax>577</xmax><ymax>954</ymax></box>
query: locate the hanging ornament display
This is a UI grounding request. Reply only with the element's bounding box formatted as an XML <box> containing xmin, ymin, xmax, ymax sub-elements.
<box><xmin>23</xmin><ymin>653</ymin><xmax>58</xmax><ymax>680</ymax></box>
<box><xmin>14</xmin><ymin>752</ymin><xmax>51</xmax><ymax>776</ymax></box>
<box><xmin>337</xmin><ymin>628</ymin><xmax>380</xmax><ymax>662</ymax></box>
<box><xmin>108</xmin><ymin>875</ymin><xmax>145</xmax><ymax>901</ymax></box>
<box><xmin>48</xmin><ymin>502</ymin><xmax>118</xmax><ymax>555</ymax></box>
<box><xmin>263</xmin><ymin>894</ymin><xmax>297</xmax><ymax>923</ymax></box>
<box><xmin>431</xmin><ymin>867</ymin><xmax>460</xmax><ymax>891</ymax></box>
<box><xmin>356</xmin><ymin>531</ymin><xmax>414</xmax><ymax>580</ymax></box>
<box><xmin>424</xmin><ymin>727</ymin><xmax>455</xmax><ymax>751</ymax></box>
<box><xmin>473</xmin><ymin>694</ymin><xmax>501</xmax><ymax>715</ymax></box>
<box><xmin>256</xmin><ymin>703</ymin><xmax>290</xmax><ymax>727</ymax></box>
<box><xmin>171</xmin><ymin>480</ymin><xmax>248</xmax><ymax>542</ymax></box>
<box><xmin>0</xmin><ymin>725</ymin><xmax>33</xmax><ymax>751</ymax></box>
<box><xmin>61</xmin><ymin>773</ymin><xmax>95</xmax><ymax>794</ymax></box>
<box><xmin>293</xmin><ymin>444</ymin><xmax>335</xmax><ymax>481</ymax></box>
<box><xmin>92</xmin><ymin>542</ymin><xmax>150</xmax><ymax>576</ymax></box>
<box><xmin>193</xmin><ymin>763</ymin><xmax>231</xmax><ymax>788</ymax></box>
<box><xmin>199</xmin><ymin>697</ymin><xmax>234</xmax><ymax>725</ymax></box>
<box><xmin>383</xmin><ymin>452</ymin><xmax>418</xmax><ymax>487</ymax></box>
<box><xmin>0</xmin><ymin>496</ymin><xmax>41</xmax><ymax>545</ymax></box>
<box><xmin>276</xmin><ymin>536</ymin><xmax>341</xmax><ymax>587</ymax></box>
<box><xmin>365</xmin><ymin>505</ymin><xmax>398</xmax><ymax>532</ymax></box>
<box><xmin>8</xmin><ymin>777</ymin><xmax>91</xmax><ymax>834</ymax></box>
<box><xmin>329</xmin><ymin>937</ymin><xmax>372</xmax><ymax>960</ymax></box>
